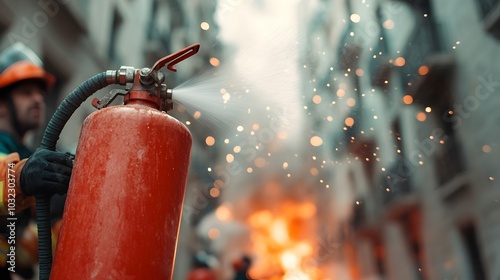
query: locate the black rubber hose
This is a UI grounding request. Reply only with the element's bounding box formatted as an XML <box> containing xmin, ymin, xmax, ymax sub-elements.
<box><xmin>36</xmin><ymin>72</ymin><xmax>114</xmax><ymax>280</ymax></box>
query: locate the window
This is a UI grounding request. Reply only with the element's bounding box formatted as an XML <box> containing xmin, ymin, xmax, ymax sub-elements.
<box><xmin>384</xmin><ymin>120</ymin><xmax>412</xmax><ymax>204</ymax></box>
<box><xmin>477</xmin><ymin>0</ymin><xmax>500</xmax><ymax>39</ymax></box>
<box><xmin>458</xmin><ymin>223</ymin><xmax>486</xmax><ymax>280</ymax></box>
<box><xmin>400</xmin><ymin>210</ymin><xmax>426</xmax><ymax>280</ymax></box>
<box><xmin>477</xmin><ymin>0</ymin><xmax>500</xmax><ymax>18</ymax></box>
<box><xmin>398</xmin><ymin>0</ymin><xmax>446</xmax><ymax>91</ymax></box>
<box><xmin>420</xmin><ymin>79</ymin><xmax>465</xmax><ymax>186</ymax></box>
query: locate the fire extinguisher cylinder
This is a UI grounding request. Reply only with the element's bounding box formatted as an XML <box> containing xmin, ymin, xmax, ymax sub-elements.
<box><xmin>41</xmin><ymin>44</ymin><xmax>200</xmax><ymax>280</ymax></box>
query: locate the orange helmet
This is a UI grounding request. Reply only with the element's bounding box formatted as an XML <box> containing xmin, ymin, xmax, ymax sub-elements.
<box><xmin>0</xmin><ymin>43</ymin><xmax>55</xmax><ymax>91</ymax></box>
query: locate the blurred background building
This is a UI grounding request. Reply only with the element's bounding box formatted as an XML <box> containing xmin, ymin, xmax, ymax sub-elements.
<box><xmin>298</xmin><ymin>0</ymin><xmax>500</xmax><ymax>279</ymax></box>
<box><xmin>1</xmin><ymin>0</ymin><xmax>500</xmax><ymax>279</ymax></box>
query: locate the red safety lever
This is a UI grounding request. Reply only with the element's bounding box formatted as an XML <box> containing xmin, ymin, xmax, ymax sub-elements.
<box><xmin>152</xmin><ymin>43</ymin><xmax>201</xmax><ymax>72</ymax></box>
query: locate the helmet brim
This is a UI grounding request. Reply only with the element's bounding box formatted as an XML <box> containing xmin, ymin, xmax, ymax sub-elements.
<box><xmin>0</xmin><ymin>61</ymin><xmax>55</xmax><ymax>92</ymax></box>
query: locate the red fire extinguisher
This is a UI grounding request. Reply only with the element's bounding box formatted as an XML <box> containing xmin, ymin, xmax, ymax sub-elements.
<box><xmin>35</xmin><ymin>44</ymin><xmax>200</xmax><ymax>280</ymax></box>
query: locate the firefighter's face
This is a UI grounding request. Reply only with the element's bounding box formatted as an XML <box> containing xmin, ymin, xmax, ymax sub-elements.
<box><xmin>11</xmin><ymin>80</ymin><xmax>46</xmax><ymax>130</ymax></box>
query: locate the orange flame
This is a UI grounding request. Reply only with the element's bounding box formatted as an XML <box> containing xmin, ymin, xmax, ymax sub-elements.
<box><xmin>245</xmin><ymin>201</ymin><xmax>319</xmax><ymax>279</ymax></box>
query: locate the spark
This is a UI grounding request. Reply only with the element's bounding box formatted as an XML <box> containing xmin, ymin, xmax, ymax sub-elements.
<box><xmin>312</xmin><ymin>95</ymin><xmax>322</xmax><ymax>104</ymax></box>
<box><xmin>345</xmin><ymin>117</ymin><xmax>354</xmax><ymax>127</ymax></box>
<box><xmin>209</xmin><ymin>57</ymin><xmax>220</xmax><ymax>67</ymax></box>
<box><xmin>394</xmin><ymin>57</ymin><xmax>406</xmax><ymax>67</ymax></box>
<box><xmin>403</xmin><ymin>95</ymin><xmax>413</xmax><ymax>104</ymax></box>
<box><xmin>200</xmin><ymin>22</ymin><xmax>210</xmax><ymax>30</ymax></box>
<box><xmin>419</xmin><ymin>66</ymin><xmax>429</xmax><ymax>75</ymax></box>
<box><xmin>205</xmin><ymin>136</ymin><xmax>215</xmax><ymax>146</ymax></box>
<box><xmin>210</xmin><ymin>188</ymin><xmax>220</xmax><ymax>198</ymax></box>
<box><xmin>350</xmin><ymin>14</ymin><xmax>361</xmax><ymax>23</ymax></box>
<box><xmin>416</xmin><ymin>112</ymin><xmax>427</xmax><ymax>122</ymax></box>
<box><xmin>310</xmin><ymin>136</ymin><xmax>323</xmax><ymax>147</ymax></box>
<box><xmin>482</xmin><ymin>145</ymin><xmax>492</xmax><ymax>153</ymax></box>
<box><xmin>383</xmin><ymin>19</ymin><xmax>394</xmax><ymax>29</ymax></box>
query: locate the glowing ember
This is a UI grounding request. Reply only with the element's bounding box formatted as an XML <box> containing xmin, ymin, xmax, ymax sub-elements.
<box><xmin>394</xmin><ymin>57</ymin><xmax>406</xmax><ymax>67</ymax></box>
<box><xmin>482</xmin><ymin>145</ymin><xmax>492</xmax><ymax>153</ymax></box>
<box><xmin>207</xmin><ymin>227</ymin><xmax>219</xmax><ymax>240</ymax></box>
<box><xmin>345</xmin><ymin>117</ymin><xmax>354</xmax><ymax>127</ymax></box>
<box><xmin>346</xmin><ymin>98</ymin><xmax>356</xmax><ymax>107</ymax></box>
<box><xmin>419</xmin><ymin>65</ymin><xmax>429</xmax><ymax>75</ymax></box>
<box><xmin>209</xmin><ymin>57</ymin><xmax>220</xmax><ymax>67</ymax></box>
<box><xmin>416</xmin><ymin>112</ymin><xmax>427</xmax><ymax>122</ymax></box>
<box><xmin>383</xmin><ymin>19</ymin><xmax>394</xmax><ymax>29</ymax></box>
<box><xmin>205</xmin><ymin>136</ymin><xmax>215</xmax><ymax>146</ymax></box>
<box><xmin>215</xmin><ymin>204</ymin><xmax>232</xmax><ymax>221</ymax></box>
<box><xmin>336</xmin><ymin>89</ymin><xmax>345</xmax><ymax>97</ymax></box>
<box><xmin>209</xmin><ymin>187</ymin><xmax>220</xmax><ymax>197</ymax></box>
<box><xmin>403</xmin><ymin>95</ymin><xmax>413</xmax><ymax>105</ymax></box>
<box><xmin>310</xmin><ymin>136</ymin><xmax>323</xmax><ymax>147</ymax></box>
<box><xmin>312</xmin><ymin>95</ymin><xmax>322</xmax><ymax>104</ymax></box>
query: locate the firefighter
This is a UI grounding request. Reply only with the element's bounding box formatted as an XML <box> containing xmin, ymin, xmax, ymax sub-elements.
<box><xmin>0</xmin><ymin>43</ymin><xmax>73</xmax><ymax>280</ymax></box>
<box><xmin>233</xmin><ymin>255</ymin><xmax>252</xmax><ymax>280</ymax></box>
<box><xmin>186</xmin><ymin>253</ymin><xmax>217</xmax><ymax>280</ymax></box>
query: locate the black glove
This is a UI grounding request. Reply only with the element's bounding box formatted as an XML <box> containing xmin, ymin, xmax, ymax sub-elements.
<box><xmin>20</xmin><ymin>148</ymin><xmax>74</xmax><ymax>196</ymax></box>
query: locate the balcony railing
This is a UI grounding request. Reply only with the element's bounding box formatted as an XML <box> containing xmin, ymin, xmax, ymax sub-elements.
<box><xmin>382</xmin><ymin>156</ymin><xmax>413</xmax><ymax>205</ymax></box>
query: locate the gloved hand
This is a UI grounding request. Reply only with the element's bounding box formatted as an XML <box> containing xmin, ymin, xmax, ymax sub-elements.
<box><xmin>20</xmin><ymin>148</ymin><xmax>74</xmax><ymax>196</ymax></box>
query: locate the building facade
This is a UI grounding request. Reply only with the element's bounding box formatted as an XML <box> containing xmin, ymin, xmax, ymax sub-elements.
<box><xmin>299</xmin><ymin>0</ymin><xmax>500</xmax><ymax>279</ymax></box>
